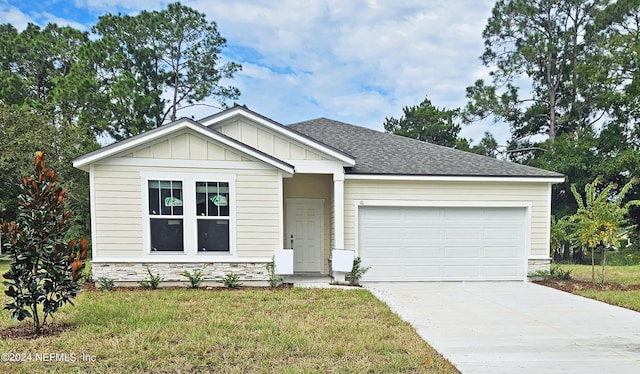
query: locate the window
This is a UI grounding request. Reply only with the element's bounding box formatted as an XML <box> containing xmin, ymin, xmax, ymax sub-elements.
<box><xmin>196</xmin><ymin>182</ymin><xmax>230</xmax><ymax>252</ymax></box>
<box><xmin>144</xmin><ymin>174</ymin><xmax>235</xmax><ymax>255</ymax></box>
<box><xmin>148</xmin><ymin>180</ymin><xmax>184</xmax><ymax>251</ymax></box>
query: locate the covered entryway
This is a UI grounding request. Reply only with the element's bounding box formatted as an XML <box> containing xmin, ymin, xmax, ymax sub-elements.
<box><xmin>358</xmin><ymin>206</ymin><xmax>527</xmax><ymax>281</ymax></box>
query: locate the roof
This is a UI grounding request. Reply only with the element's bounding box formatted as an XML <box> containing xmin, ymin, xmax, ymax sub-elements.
<box><xmin>288</xmin><ymin>118</ymin><xmax>564</xmax><ymax>179</ymax></box>
<box><xmin>73</xmin><ymin>117</ymin><xmax>295</xmax><ymax>175</ymax></box>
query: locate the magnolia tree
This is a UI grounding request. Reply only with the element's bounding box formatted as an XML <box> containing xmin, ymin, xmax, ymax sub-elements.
<box><xmin>1</xmin><ymin>152</ymin><xmax>88</xmax><ymax>332</ymax></box>
<box><xmin>570</xmin><ymin>177</ymin><xmax>640</xmax><ymax>285</ymax></box>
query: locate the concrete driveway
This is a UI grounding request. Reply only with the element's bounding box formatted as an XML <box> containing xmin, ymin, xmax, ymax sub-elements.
<box><xmin>365</xmin><ymin>282</ymin><xmax>640</xmax><ymax>373</ymax></box>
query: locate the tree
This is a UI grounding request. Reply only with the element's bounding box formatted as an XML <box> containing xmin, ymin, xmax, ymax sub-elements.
<box><xmin>92</xmin><ymin>2</ymin><xmax>241</xmax><ymax>139</ymax></box>
<box><xmin>465</xmin><ymin>0</ymin><xmax>610</xmax><ymax>144</ymax></box>
<box><xmin>384</xmin><ymin>96</ymin><xmax>461</xmax><ymax>148</ymax></box>
<box><xmin>0</xmin><ymin>106</ymin><xmax>96</xmax><ymax>237</ymax></box>
<box><xmin>1</xmin><ymin>152</ymin><xmax>88</xmax><ymax>332</ymax></box>
<box><xmin>569</xmin><ymin>177</ymin><xmax>640</xmax><ymax>285</ymax></box>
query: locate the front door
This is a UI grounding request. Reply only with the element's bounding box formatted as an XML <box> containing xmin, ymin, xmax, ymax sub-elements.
<box><xmin>286</xmin><ymin>199</ymin><xmax>324</xmax><ymax>272</ymax></box>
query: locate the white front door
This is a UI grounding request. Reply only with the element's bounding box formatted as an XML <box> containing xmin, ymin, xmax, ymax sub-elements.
<box><xmin>286</xmin><ymin>199</ymin><xmax>324</xmax><ymax>272</ymax></box>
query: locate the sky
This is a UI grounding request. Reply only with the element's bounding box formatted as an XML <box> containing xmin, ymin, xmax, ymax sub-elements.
<box><xmin>0</xmin><ymin>0</ymin><xmax>503</xmax><ymax>145</ymax></box>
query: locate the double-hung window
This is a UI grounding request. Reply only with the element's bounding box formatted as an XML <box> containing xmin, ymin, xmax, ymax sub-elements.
<box><xmin>148</xmin><ymin>180</ymin><xmax>184</xmax><ymax>251</ymax></box>
<box><xmin>196</xmin><ymin>181</ymin><xmax>230</xmax><ymax>252</ymax></box>
<box><xmin>145</xmin><ymin>175</ymin><xmax>234</xmax><ymax>255</ymax></box>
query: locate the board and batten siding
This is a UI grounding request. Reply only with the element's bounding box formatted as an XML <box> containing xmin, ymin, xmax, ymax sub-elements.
<box><xmin>214</xmin><ymin>118</ymin><xmax>329</xmax><ymax>161</ymax></box>
<box><xmin>91</xmin><ymin>130</ymin><xmax>282</xmax><ymax>260</ymax></box>
<box><xmin>122</xmin><ymin>131</ymin><xmax>250</xmax><ymax>161</ymax></box>
<box><xmin>343</xmin><ymin>180</ymin><xmax>551</xmax><ymax>259</ymax></box>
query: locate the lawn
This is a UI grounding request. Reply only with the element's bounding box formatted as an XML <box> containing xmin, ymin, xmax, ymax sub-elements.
<box><xmin>553</xmin><ymin>264</ymin><xmax>640</xmax><ymax>312</ymax></box>
<box><xmin>0</xmin><ymin>259</ymin><xmax>458</xmax><ymax>373</ymax></box>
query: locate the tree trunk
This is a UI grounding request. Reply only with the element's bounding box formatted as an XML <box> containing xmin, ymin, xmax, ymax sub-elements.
<box><xmin>601</xmin><ymin>245</ymin><xmax>607</xmax><ymax>287</ymax></box>
<box><xmin>591</xmin><ymin>246</ymin><xmax>595</xmax><ymax>285</ymax></box>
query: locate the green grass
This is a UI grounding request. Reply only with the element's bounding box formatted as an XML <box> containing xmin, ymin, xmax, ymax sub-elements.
<box><xmin>554</xmin><ymin>264</ymin><xmax>640</xmax><ymax>312</ymax></box>
<box><xmin>0</xmin><ymin>258</ymin><xmax>457</xmax><ymax>373</ymax></box>
<box><xmin>554</xmin><ymin>264</ymin><xmax>640</xmax><ymax>285</ymax></box>
<box><xmin>575</xmin><ymin>289</ymin><xmax>640</xmax><ymax>312</ymax></box>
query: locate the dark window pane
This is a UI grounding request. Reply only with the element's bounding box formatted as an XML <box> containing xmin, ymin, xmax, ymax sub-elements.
<box><xmin>160</xmin><ymin>185</ymin><xmax>172</xmax><ymax>215</ymax></box>
<box><xmin>150</xmin><ymin>218</ymin><xmax>184</xmax><ymax>251</ymax></box>
<box><xmin>218</xmin><ymin>182</ymin><xmax>229</xmax><ymax>216</ymax></box>
<box><xmin>206</xmin><ymin>182</ymin><xmax>218</xmax><ymax>216</ymax></box>
<box><xmin>172</xmin><ymin>186</ymin><xmax>183</xmax><ymax>215</ymax></box>
<box><xmin>196</xmin><ymin>182</ymin><xmax>206</xmax><ymax>215</ymax></box>
<box><xmin>198</xmin><ymin>219</ymin><xmax>229</xmax><ymax>252</ymax></box>
<box><xmin>148</xmin><ymin>183</ymin><xmax>160</xmax><ymax>215</ymax></box>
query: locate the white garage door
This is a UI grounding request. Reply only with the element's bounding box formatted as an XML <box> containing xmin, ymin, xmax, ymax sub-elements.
<box><xmin>358</xmin><ymin>206</ymin><xmax>526</xmax><ymax>281</ymax></box>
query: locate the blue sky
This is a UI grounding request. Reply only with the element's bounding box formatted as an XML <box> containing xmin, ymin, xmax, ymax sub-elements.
<box><xmin>1</xmin><ymin>0</ymin><xmax>503</xmax><ymax>145</ymax></box>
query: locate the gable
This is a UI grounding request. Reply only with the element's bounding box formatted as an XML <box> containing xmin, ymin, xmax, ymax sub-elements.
<box><xmin>73</xmin><ymin>117</ymin><xmax>294</xmax><ymax>175</ymax></box>
<box><xmin>122</xmin><ymin>131</ymin><xmax>249</xmax><ymax>162</ymax></box>
<box><xmin>199</xmin><ymin>107</ymin><xmax>355</xmax><ymax>166</ymax></box>
<box><xmin>213</xmin><ymin>118</ymin><xmax>328</xmax><ymax>161</ymax></box>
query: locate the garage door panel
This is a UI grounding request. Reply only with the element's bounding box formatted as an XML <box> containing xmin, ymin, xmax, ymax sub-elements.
<box><xmin>483</xmin><ymin>265</ymin><xmax>521</xmax><ymax>276</ymax></box>
<box><xmin>444</xmin><ymin>265</ymin><xmax>480</xmax><ymax>277</ymax></box>
<box><xmin>443</xmin><ymin>246</ymin><xmax>480</xmax><ymax>258</ymax></box>
<box><xmin>405</xmin><ymin>246</ymin><xmax>441</xmax><ymax>258</ymax></box>
<box><xmin>484</xmin><ymin>246</ymin><xmax>519</xmax><ymax>258</ymax></box>
<box><xmin>358</xmin><ymin>206</ymin><xmax>526</xmax><ymax>281</ymax></box>
<box><xmin>444</xmin><ymin>228</ymin><xmax>482</xmax><ymax>240</ymax></box>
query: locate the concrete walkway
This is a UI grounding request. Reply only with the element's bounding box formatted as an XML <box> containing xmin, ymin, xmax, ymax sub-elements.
<box><xmin>365</xmin><ymin>282</ymin><xmax>640</xmax><ymax>373</ymax></box>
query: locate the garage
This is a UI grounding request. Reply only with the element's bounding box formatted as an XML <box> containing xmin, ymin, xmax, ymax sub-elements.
<box><xmin>358</xmin><ymin>206</ymin><xmax>527</xmax><ymax>281</ymax></box>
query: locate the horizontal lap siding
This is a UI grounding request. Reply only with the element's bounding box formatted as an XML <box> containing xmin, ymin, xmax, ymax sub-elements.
<box><xmin>235</xmin><ymin>170</ymin><xmax>281</xmax><ymax>257</ymax></box>
<box><xmin>344</xmin><ymin>180</ymin><xmax>550</xmax><ymax>258</ymax></box>
<box><xmin>93</xmin><ymin>166</ymin><xmax>142</xmax><ymax>257</ymax></box>
<box><xmin>93</xmin><ymin>164</ymin><xmax>281</xmax><ymax>258</ymax></box>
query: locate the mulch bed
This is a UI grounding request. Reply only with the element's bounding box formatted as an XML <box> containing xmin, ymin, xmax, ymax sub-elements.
<box><xmin>1</xmin><ymin>322</ymin><xmax>75</xmax><ymax>340</ymax></box>
<box><xmin>534</xmin><ymin>278</ymin><xmax>640</xmax><ymax>293</ymax></box>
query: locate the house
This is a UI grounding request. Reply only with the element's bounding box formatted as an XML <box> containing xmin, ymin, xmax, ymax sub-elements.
<box><xmin>73</xmin><ymin>106</ymin><xmax>564</xmax><ymax>284</ymax></box>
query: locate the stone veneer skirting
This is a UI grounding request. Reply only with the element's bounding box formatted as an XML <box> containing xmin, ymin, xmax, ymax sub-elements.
<box><xmin>92</xmin><ymin>262</ymin><xmax>269</xmax><ymax>284</ymax></box>
<box><xmin>527</xmin><ymin>258</ymin><xmax>551</xmax><ymax>274</ymax></box>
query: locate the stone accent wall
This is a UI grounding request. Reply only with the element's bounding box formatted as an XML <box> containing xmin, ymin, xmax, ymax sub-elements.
<box><xmin>92</xmin><ymin>262</ymin><xmax>268</xmax><ymax>285</ymax></box>
<box><xmin>527</xmin><ymin>258</ymin><xmax>551</xmax><ymax>274</ymax></box>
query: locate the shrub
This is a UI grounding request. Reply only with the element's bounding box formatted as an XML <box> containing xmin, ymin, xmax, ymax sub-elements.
<box><xmin>349</xmin><ymin>257</ymin><xmax>371</xmax><ymax>285</ymax></box>
<box><xmin>97</xmin><ymin>277</ymin><xmax>115</xmax><ymax>291</ymax></box>
<box><xmin>220</xmin><ymin>273</ymin><xmax>242</xmax><ymax>289</ymax></box>
<box><xmin>550</xmin><ymin>265</ymin><xmax>572</xmax><ymax>280</ymax></box>
<box><xmin>266</xmin><ymin>257</ymin><xmax>283</xmax><ymax>288</ymax></box>
<box><xmin>180</xmin><ymin>265</ymin><xmax>208</xmax><ymax>289</ymax></box>
<box><xmin>529</xmin><ymin>270</ymin><xmax>551</xmax><ymax>282</ymax></box>
<box><xmin>138</xmin><ymin>266</ymin><xmax>163</xmax><ymax>289</ymax></box>
<box><xmin>0</xmin><ymin>152</ymin><xmax>88</xmax><ymax>332</ymax></box>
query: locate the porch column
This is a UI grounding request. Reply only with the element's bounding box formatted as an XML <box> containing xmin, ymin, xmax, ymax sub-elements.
<box><xmin>333</xmin><ymin>172</ymin><xmax>345</xmax><ymax>249</ymax></box>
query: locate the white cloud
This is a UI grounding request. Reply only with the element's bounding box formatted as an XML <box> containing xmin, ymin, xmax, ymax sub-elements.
<box><xmin>5</xmin><ymin>0</ymin><xmax>507</xmax><ymax>145</ymax></box>
<box><xmin>0</xmin><ymin>3</ymin><xmax>33</xmax><ymax>30</ymax></box>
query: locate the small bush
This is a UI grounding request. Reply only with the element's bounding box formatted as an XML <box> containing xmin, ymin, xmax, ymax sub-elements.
<box><xmin>180</xmin><ymin>265</ymin><xmax>207</xmax><ymax>289</ymax></box>
<box><xmin>266</xmin><ymin>257</ymin><xmax>283</xmax><ymax>288</ymax></box>
<box><xmin>550</xmin><ymin>265</ymin><xmax>572</xmax><ymax>280</ymax></box>
<box><xmin>220</xmin><ymin>273</ymin><xmax>241</xmax><ymax>289</ymax></box>
<box><xmin>529</xmin><ymin>270</ymin><xmax>551</xmax><ymax>282</ymax></box>
<box><xmin>97</xmin><ymin>277</ymin><xmax>115</xmax><ymax>291</ymax></box>
<box><xmin>138</xmin><ymin>266</ymin><xmax>163</xmax><ymax>289</ymax></box>
<box><xmin>349</xmin><ymin>257</ymin><xmax>371</xmax><ymax>285</ymax></box>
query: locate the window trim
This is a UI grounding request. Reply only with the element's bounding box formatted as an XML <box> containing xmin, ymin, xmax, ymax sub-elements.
<box><xmin>141</xmin><ymin>172</ymin><xmax>237</xmax><ymax>257</ymax></box>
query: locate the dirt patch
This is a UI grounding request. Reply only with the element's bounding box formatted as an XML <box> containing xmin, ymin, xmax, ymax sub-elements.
<box><xmin>1</xmin><ymin>322</ymin><xmax>75</xmax><ymax>340</ymax></box>
<box><xmin>534</xmin><ymin>278</ymin><xmax>640</xmax><ymax>293</ymax></box>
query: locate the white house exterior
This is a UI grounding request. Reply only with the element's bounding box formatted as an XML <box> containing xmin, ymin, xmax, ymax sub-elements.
<box><xmin>73</xmin><ymin>107</ymin><xmax>564</xmax><ymax>284</ymax></box>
